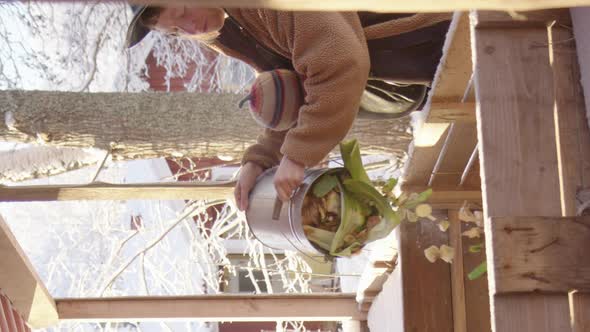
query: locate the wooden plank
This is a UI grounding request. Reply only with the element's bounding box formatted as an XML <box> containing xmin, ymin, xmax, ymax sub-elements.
<box><xmin>125</xmin><ymin>0</ymin><xmax>590</xmax><ymax>13</ymax></box>
<box><xmin>401</xmin><ymin>188</ymin><xmax>482</xmax><ymax>209</ymax></box>
<box><xmin>551</xmin><ymin>18</ymin><xmax>590</xmax><ymax>331</ymax></box>
<box><xmin>571</xmin><ymin>291</ymin><xmax>590</xmax><ymax>332</ymax></box>
<box><xmin>0</xmin><ymin>216</ymin><xmax>58</xmax><ymax>328</ymax></box>
<box><xmin>461</xmin><ymin>219</ymin><xmax>492</xmax><ymax>332</ymax></box>
<box><xmin>427</xmin><ymin>12</ymin><xmax>474</xmax><ymax>117</ymax></box>
<box><xmin>487</xmin><ymin>216</ymin><xmax>590</xmax><ymax>293</ymax></box>
<box><xmin>571</xmin><ymin>8</ymin><xmax>590</xmax><ymax>189</ymax></box>
<box><xmin>401</xmin><ymin>12</ymin><xmax>476</xmax><ymax>187</ymax></box>
<box><xmin>401</xmin><ymin>215</ymin><xmax>453</xmax><ymax>332</ymax></box>
<box><xmin>402</xmin><ymin>123</ymin><xmax>450</xmax><ymax>186</ymax></box>
<box><xmin>430</xmin><ymin>123</ymin><xmax>478</xmax><ymax>188</ymax></box>
<box><xmin>448</xmin><ymin>210</ymin><xmax>467</xmax><ymax>332</ymax></box>
<box><xmin>0</xmin><ymin>181</ymin><xmax>235</xmax><ymax>202</ymax></box>
<box><xmin>428</xmin><ymin>102</ymin><xmax>476</xmax><ymax>123</ymax></box>
<box><xmin>473</xmin><ymin>12</ymin><xmax>572</xmax><ymax>331</ymax></box>
<box><xmin>474</xmin><ymin>9</ymin><xmax>572</xmax><ymax>28</ymax></box>
<box><xmin>55</xmin><ymin>294</ymin><xmax>365</xmax><ymax>322</ymax></box>
<box><xmin>355</xmin><ymin>258</ymin><xmax>397</xmax><ymax>310</ymax></box>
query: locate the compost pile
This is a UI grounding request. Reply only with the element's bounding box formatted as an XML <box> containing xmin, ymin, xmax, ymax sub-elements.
<box><xmin>303</xmin><ymin>139</ymin><xmax>431</xmax><ymax>257</ymax></box>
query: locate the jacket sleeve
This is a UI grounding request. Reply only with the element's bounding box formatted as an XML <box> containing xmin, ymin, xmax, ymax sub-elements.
<box><xmin>282</xmin><ymin>12</ymin><xmax>370</xmax><ymax>166</ymax></box>
<box><xmin>241</xmin><ymin>128</ymin><xmax>287</xmax><ymax>169</ymax></box>
<box><xmin>241</xmin><ymin>11</ymin><xmax>370</xmax><ymax>168</ymax></box>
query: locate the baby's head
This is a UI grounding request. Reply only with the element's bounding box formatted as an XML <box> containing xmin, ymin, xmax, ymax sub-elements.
<box><xmin>240</xmin><ymin>69</ymin><xmax>304</xmax><ymax>131</ymax></box>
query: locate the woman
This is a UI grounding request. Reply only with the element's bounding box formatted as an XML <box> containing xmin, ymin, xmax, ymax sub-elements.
<box><xmin>126</xmin><ymin>5</ymin><xmax>450</xmax><ymax>211</ymax></box>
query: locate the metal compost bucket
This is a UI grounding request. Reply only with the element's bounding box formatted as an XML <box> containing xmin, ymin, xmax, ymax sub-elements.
<box><xmin>245</xmin><ymin>167</ymin><xmax>345</xmax><ymax>258</ymax></box>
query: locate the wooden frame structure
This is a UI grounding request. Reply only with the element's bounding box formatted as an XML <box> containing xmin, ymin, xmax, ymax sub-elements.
<box><xmin>1</xmin><ymin>2</ymin><xmax>590</xmax><ymax>332</ymax></box>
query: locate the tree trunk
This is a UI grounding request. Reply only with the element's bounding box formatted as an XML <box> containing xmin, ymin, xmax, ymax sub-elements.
<box><xmin>0</xmin><ymin>146</ymin><xmax>103</xmax><ymax>183</ymax></box>
<box><xmin>1</xmin><ymin>90</ymin><xmax>410</xmax><ymax>161</ymax></box>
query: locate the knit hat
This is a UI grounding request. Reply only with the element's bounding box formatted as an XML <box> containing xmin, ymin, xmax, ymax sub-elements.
<box><xmin>239</xmin><ymin>69</ymin><xmax>304</xmax><ymax>132</ymax></box>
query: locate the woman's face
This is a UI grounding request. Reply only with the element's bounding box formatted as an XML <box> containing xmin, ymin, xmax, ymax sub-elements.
<box><xmin>155</xmin><ymin>7</ymin><xmax>225</xmax><ymax>37</ymax></box>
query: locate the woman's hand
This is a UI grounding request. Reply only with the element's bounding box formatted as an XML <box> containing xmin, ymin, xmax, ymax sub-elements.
<box><xmin>274</xmin><ymin>156</ymin><xmax>305</xmax><ymax>202</ymax></box>
<box><xmin>234</xmin><ymin>162</ymin><xmax>264</xmax><ymax>211</ymax></box>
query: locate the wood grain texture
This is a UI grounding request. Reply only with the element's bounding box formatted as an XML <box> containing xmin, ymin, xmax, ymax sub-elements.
<box><xmin>474</xmin><ymin>9</ymin><xmax>572</xmax><ymax>28</ymax></box>
<box><xmin>552</xmin><ymin>15</ymin><xmax>590</xmax><ymax>330</ymax></box>
<box><xmin>55</xmin><ymin>294</ymin><xmax>365</xmax><ymax>321</ymax></box>
<box><xmin>400</xmin><ymin>216</ymin><xmax>453</xmax><ymax>332</ymax></box>
<box><xmin>473</xmin><ymin>12</ymin><xmax>572</xmax><ymax>331</ymax></box>
<box><xmin>0</xmin><ymin>215</ymin><xmax>58</xmax><ymax>328</ymax></box>
<box><xmin>488</xmin><ymin>216</ymin><xmax>590</xmax><ymax>293</ymax></box>
<box><xmin>449</xmin><ymin>210</ymin><xmax>467</xmax><ymax>332</ymax></box>
<box><xmin>571</xmin><ymin>8</ymin><xmax>590</xmax><ymax>189</ymax></box>
<box><xmin>426</xmin><ymin>102</ymin><xmax>476</xmax><ymax>123</ymax></box>
<box><xmin>0</xmin><ymin>182</ymin><xmax>235</xmax><ymax>202</ymax></box>
<box><xmin>550</xmin><ymin>26</ymin><xmax>589</xmax><ymax>215</ymax></box>
<box><xmin>571</xmin><ymin>292</ymin><xmax>590</xmax><ymax>332</ymax></box>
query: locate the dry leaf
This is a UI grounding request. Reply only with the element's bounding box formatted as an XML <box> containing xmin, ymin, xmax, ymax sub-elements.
<box><xmin>473</xmin><ymin>211</ymin><xmax>484</xmax><ymax>227</ymax></box>
<box><xmin>424</xmin><ymin>245</ymin><xmax>440</xmax><ymax>263</ymax></box>
<box><xmin>439</xmin><ymin>245</ymin><xmax>455</xmax><ymax>263</ymax></box>
<box><xmin>438</xmin><ymin>219</ymin><xmax>450</xmax><ymax>232</ymax></box>
<box><xmin>462</xmin><ymin>227</ymin><xmax>483</xmax><ymax>239</ymax></box>
<box><xmin>424</xmin><ymin>245</ymin><xmax>455</xmax><ymax>263</ymax></box>
<box><xmin>459</xmin><ymin>204</ymin><xmax>478</xmax><ymax>223</ymax></box>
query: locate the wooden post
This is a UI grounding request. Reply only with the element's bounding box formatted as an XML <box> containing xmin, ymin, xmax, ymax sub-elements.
<box><xmin>400</xmin><ymin>215</ymin><xmax>453</xmax><ymax>332</ymax></box>
<box><xmin>448</xmin><ymin>210</ymin><xmax>467</xmax><ymax>332</ymax></box>
<box><xmin>472</xmin><ymin>10</ymin><xmax>579</xmax><ymax>332</ymax></box>
<box><xmin>0</xmin><ymin>215</ymin><xmax>58</xmax><ymax>328</ymax></box>
<box><xmin>550</xmin><ymin>18</ymin><xmax>590</xmax><ymax>332</ymax></box>
<box><xmin>449</xmin><ymin>209</ymin><xmax>491</xmax><ymax>332</ymax></box>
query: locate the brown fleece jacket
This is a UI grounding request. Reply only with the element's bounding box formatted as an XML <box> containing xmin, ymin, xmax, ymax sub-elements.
<box><xmin>218</xmin><ymin>9</ymin><xmax>371</xmax><ymax>169</ymax></box>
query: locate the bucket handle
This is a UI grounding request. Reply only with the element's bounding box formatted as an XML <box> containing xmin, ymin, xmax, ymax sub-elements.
<box><xmin>272</xmin><ymin>197</ymin><xmax>283</xmax><ymax>221</ymax></box>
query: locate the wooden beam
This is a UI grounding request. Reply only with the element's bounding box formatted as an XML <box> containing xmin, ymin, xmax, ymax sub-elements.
<box><xmin>400</xmin><ymin>213</ymin><xmax>453</xmax><ymax>332</ymax></box>
<box><xmin>448</xmin><ymin>210</ymin><xmax>467</xmax><ymax>332</ymax></box>
<box><xmin>571</xmin><ymin>291</ymin><xmax>590</xmax><ymax>332</ymax></box>
<box><xmin>473</xmin><ymin>10</ymin><xmax>573</xmax><ymax>331</ymax></box>
<box><xmin>55</xmin><ymin>294</ymin><xmax>366</xmax><ymax>322</ymax></box>
<box><xmin>427</xmin><ymin>101</ymin><xmax>476</xmax><ymax>123</ymax></box>
<box><xmin>487</xmin><ymin>216</ymin><xmax>590</xmax><ymax>293</ymax></box>
<box><xmin>0</xmin><ymin>215</ymin><xmax>58</xmax><ymax>328</ymax></box>
<box><xmin>125</xmin><ymin>0</ymin><xmax>590</xmax><ymax>13</ymax></box>
<box><xmin>426</xmin><ymin>12</ymin><xmax>474</xmax><ymax>122</ymax></box>
<box><xmin>0</xmin><ymin>181</ymin><xmax>235</xmax><ymax>202</ymax></box>
<box><xmin>549</xmin><ymin>20</ymin><xmax>590</xmax><ymax>330</ymax></box>
<box><xmin>401</xmin><ymin>13</ymin><xmax>479</xmax><ymax>189</ymax></box>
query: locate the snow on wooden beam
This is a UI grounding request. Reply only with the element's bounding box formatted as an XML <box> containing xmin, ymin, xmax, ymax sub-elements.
<box><xmin>486</xmin><ymin>216</ymin><xmax>590</xmax><ymax>294</ymax></box>
<box><xmin>0</xmin><ymin>182</ymin><xmax>235</xmax><ymax>202</ymax></box>
<box><xmin>123</xmin><ymin>0</ymin><xmax>590</xmax><ymax>13</ymax></box>
<box><xmin>55</xmin><ymin>294</ymin><xmax>366</xmax><ymax>322</ymax></box>
<box><xmin>0</xmin><ymin>215</ymin><xmax>58</xmax><ymax>328</ymax></box>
